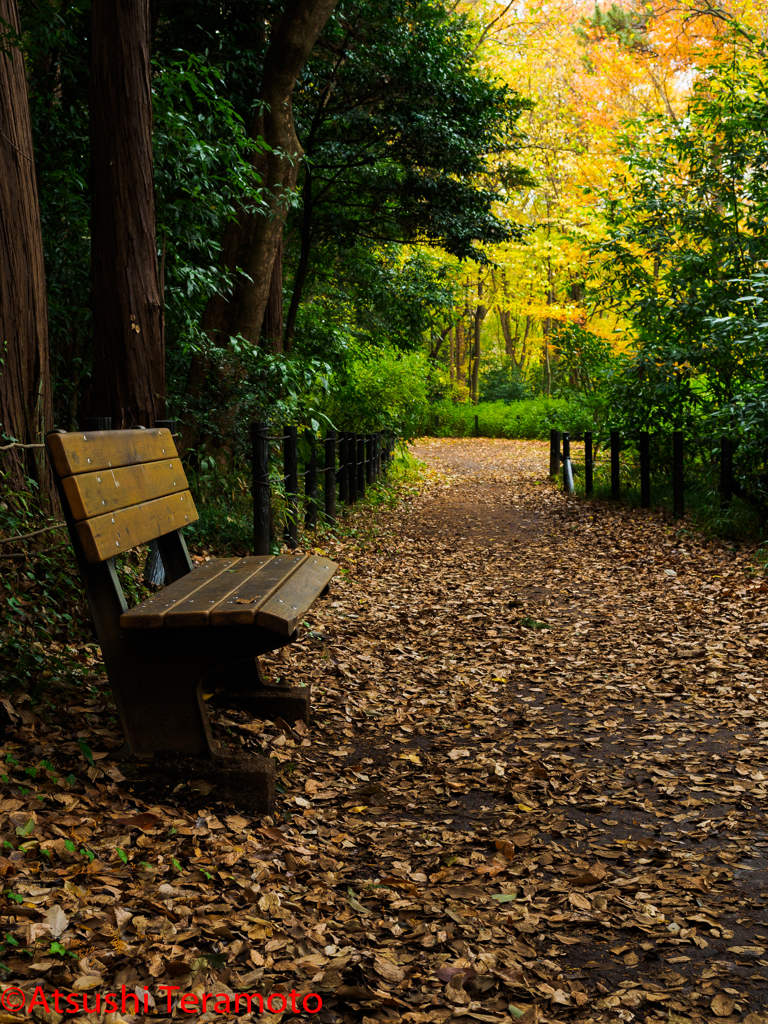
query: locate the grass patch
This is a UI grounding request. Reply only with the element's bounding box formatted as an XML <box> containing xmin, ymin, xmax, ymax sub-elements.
<box><xmin>424</xmin><ymin>398</ymin><xmax>594</xmax><ymax>440</ymax></box>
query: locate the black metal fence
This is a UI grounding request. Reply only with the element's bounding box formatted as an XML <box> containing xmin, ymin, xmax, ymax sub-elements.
<box><xmin>549</xmin><ymin>427</ymin><xmax>737</xmax><ymax>519</ymax></box>
<box><xmin>250</xmin><ymin>426</ymin><xmax>395</xmax><ymax>554</ymax></box>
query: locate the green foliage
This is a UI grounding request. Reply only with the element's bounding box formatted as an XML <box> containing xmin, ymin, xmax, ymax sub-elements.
<box><xmin>479</xmin><ymin>362</ymin><xmax>529</xmax><ymax>403</ymax></box>
<box><xmin>595</xmin><ymin>29</ymin><xmax>768</xmax><ymax>518</ymax></box>
<box><xmin>327</xmin><ymin>346</ymin><xmax>430</xmax><ymax>436</ymax></box>
<box><xmin>292</xmin><ymin>244</ymin><xmax>462</xmax><ymax>372</ymax></box>
<box><xmin>18</xmin><ymin>0</ymin><xmax>91</xmax><ymax>428</ymax></box>
<box><xmin>293</xmin><ymin>0</ymin><xmax>533</xmax><ymax>264</ymax></box>
<box><xmin>576</xmin><ymin>2</ymin><xmax>652</xmax><ymax>52</ymax></box>
<box><xmin>424</xmin><ymin>398</ymin><xmax>592</xmax><ymax>439</ymax></box>
<box><xmin>152</xmin><ymin>54</ymin><xmax>270</xmax><ymax>358</ymax></box>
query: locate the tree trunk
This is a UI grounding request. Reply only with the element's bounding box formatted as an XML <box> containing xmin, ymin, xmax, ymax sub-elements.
<box><xmin>202</xmin><ymin>0</ymin><xmax>339</xmax><ymax>351</ymax></box>
<box><xmin>0</xmin><ymin>0</ymin><xmax>55</xmax><ymax>504</ymax></box>
<box><xmin>261</xmin><ymin>235</ymin><xmax>283</xmax><ymax>354</ymax></box>
<box><xmin>498</xmin><ymin>308</ymin><xmax>515</xmax><ymax>359</ymax></box>
<box><xmin>88</xmin><ymin>0</ymin><xmax>164</xmax><ymax>428</ymax></box>
<box><xmin>455</xmin><ymin>321</ymin><xmax>465</xmax><ymax>383</ymax></box>
<box><xmin>471</xmin><ymin>278</ymin><xmax>486</xmax><ymax>403</ymax></box>
<box><xmin>284</xmin><ymin>165</ymin><xmax>313</xmax><ymax>350</ymax></box>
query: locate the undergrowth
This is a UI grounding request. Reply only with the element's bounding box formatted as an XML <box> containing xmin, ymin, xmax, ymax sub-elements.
<box><xmin>423</xmin><ymin>398</ymin><xmax>593</xmax><ymax>439</ymax></box>
<box><xmin>566</xmin><ymin>453</ymin><xmax>766</xmax><ymax>549</ymax></box>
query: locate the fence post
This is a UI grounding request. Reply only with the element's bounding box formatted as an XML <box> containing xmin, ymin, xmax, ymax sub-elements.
<box><xmin>672</xmin><ymin>430</ymin><xmax>684</xmax><ymax>518</ymax></box>
<box><xmin>720</xmin><ymin>436</ymin><xmax>733</xmax><ymax>507</ymax></box>
<box><xmin>357</xmin><ymin>434</ymin><xmax>366</xmax><ymax>498</ymax></box>
<box><xmin>549</xmin><ymin>429</ymin><xmax>560</xmax><ymax>479</ymax></box>
<box><xmin>475</xmin><ymin>413</ymin><xmax>480</xmax><ymax>437</ymax></box>
<box><xmin>562</xmin><ymin>432</ymin><xmax>574</xmax><ymax>493</ymax></box>
<box><xmin>584</xmin><ymin>431</ymin><xmax>593</xmax><ymax>498</ymax></box>
<box><xmin>348</xmin><ymin>433</ymin><xmax>358</xmax><ymax>504</ymax></box>
<box><xmin>639</xmin><ymin>431</ymin><xmax>651</xmax><ymax>509</ymax></box>
<box><xmin>305</xmin><ymin>430</ymin><xmax>318</xmax><ymax>530</ymax></box>
<box><xmin>610</xmin><ymin>430</ymin><xmax>620</xmax><ymax>500</ymax></box>
<box><xmin>324</xmin><ymin>429</ymin><xmax>337</xmax><ymax>524</ymax></box>
<box><xmin>251</xmin><ymin>421</ymin><xmax>271</xmax><ymax>556</ymax></box>
<box><xmin>366</xmin><ymin>434</ymin><xmax>374</xmax><ymax>486</ymax></box>
<box><xmin>284</xmin><ymin>425</ymin><xmax>298</xmax><ymax>548</ymax></box>
<box><xmin>382</xmin><ymin>434</ymin><xmax>391</xmax><ymax>476</ymax></box>
<box><xmin>338</xmin><ymin>432</ymin><xmax>348</xmax><ymax>505</ymax></box>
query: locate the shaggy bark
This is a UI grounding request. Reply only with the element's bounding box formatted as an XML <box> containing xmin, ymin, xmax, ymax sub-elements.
<box><xmin>88</xmin><ymin>0</ymin><xmax>164</xmax><ymax>427</ymax></box>
<box><xmin>0</xmin><ymin>0</ymin><xmax>55</xmax><ymax>503</ymax></box>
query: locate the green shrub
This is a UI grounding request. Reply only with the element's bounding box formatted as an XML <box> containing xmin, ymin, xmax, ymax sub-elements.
<box><xmin>478</xmin><ymin>363</ymin><xmax>529</xmax><ymax>403</ymax></box>
<box><xmin>327</xmin><ymin>346</ymin><xmax>430</xmax><ymax>435</ymax></box>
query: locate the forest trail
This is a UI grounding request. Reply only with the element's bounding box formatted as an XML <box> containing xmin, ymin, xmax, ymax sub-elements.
<box><xmin>5</xmin><ymin>439</ymin><xmax>768</xmax><ymax>1023</ymax></box>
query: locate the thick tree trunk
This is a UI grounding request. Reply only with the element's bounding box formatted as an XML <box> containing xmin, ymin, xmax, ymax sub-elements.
<box><xmin>0</xmin><ymin>0</ymin><xmax>55</xmax><ymax>504</ymax></box>
<box><xmin>498</xmin><ymin>308</ymin><xmax>515</xmax><ymax>358</ymax></box>
<box><xmin>88</xmin><ymin>0</ymin><xmax>164</xmax><ymax>428</ymax></box>
<box><xmin>261</xmin><ymin>235</ymin><xmax>284</xmax><ymax>354</ymax></box>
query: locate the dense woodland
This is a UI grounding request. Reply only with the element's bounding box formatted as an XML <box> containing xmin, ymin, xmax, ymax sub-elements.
<box><xmin>1</xmin><ymin>0</ymin><xmax>767</xmax><ymax>505</ymax></box>
<box><xmin>3</xmin><ymin>0</ymin><xmax>768</xmax><ymax>535</ymax></box>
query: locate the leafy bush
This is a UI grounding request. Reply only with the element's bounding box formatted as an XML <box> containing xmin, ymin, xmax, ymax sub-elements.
<box><xmin>478</xmin><ymin>363</ymin><xmax>529</xmax><ymax>403</ymax></box>
<box><xmin>327</xmin><ymin>346</ymin><xmax>430</xmax><ymax>436</ymax></box>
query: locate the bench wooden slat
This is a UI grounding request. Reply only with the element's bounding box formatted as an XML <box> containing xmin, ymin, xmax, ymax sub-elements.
<box><xmin>164</xmin><ymin>556</ymin><xmax>275</xmax><ymax>627</ymax></box>
<box><xmin>76</xmin><ymin>490</ymin><xmax>199</xmax><ymax>562</ymax></box>
<box><xmin>210</xmin><ymin>554</ymin><xmax>308</xmax><ymax>626</ymax></box>
<box><xmin>256</xmin><ymin>556</ymin><xmax>337</xmax><ymax>636</ymax></box>
<box><xmin>120</xmin><ymin>557</ymin><xmax>243</xmax><ymax>628</ymax></box>
<box><xmin>62</xmin><ymin>458</ymin><xmax>190</xmax><ymax>521</ymax></box>
<box><xmin>48</xmin><ymin>428</ymin><xmax>176</xmax><ymax>477</ymax></box>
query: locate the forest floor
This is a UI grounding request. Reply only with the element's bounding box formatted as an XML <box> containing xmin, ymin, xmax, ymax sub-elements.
<box><xmin>2</xmin><ymin>438</ymin><xmax>768</xmax><ymax>1024</ymax></box>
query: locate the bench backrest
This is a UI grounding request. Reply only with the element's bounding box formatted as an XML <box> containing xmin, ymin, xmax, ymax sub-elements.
<box><xmin>47</xmin><ymin>428</ymin><xmax>198</xmax><ymax>563</ymax></box>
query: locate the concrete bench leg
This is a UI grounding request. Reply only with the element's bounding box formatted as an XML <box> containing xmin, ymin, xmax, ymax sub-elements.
<box><xmin>207</xmin><ymin>658</ymin><xmax>312</xmax><ymax>723</ymax></box>
<box><xmin>154</xmin><ymin>751</ymin><xmax>275</xmax><ymax>814</ymax></box>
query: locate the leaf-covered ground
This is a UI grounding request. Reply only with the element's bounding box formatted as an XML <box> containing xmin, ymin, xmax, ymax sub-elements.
<box><xmin>2</xmin><ymin>438</ymin><xmax>768</xmax><ymax>1024</ymax></box>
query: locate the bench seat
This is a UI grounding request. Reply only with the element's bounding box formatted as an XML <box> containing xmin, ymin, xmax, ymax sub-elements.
<box><xmin>120</xmin><ymin>553</ymin><xmax>336</xmax><ymax>632</ymax></box>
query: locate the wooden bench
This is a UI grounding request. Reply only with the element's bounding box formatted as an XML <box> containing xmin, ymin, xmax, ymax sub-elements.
<box><xmin>46</xmin><ymin>427</ymin><xmax>337</xmax><ymax>809</ymax></box>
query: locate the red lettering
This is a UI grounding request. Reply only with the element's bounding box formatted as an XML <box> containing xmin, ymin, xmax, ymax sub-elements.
<box><xmin>82</xmin><ymin>993</ymin><xmax>101</xmax><ymax>1014</ymax></box>
<box><xmin>28</xmin><ymin>989</ymin><xmax>51</xmax><ymax>1013</ymax></box>
<box><xmin>66</xmin><ymin>993</ymin><xmax>81</xmax><ymax>1012</ymax></box>
<box><xmin>158</xmin><ymin>985</ymin><xmax>180</xmax><ymax>1011</ymax></box>
<box><xmin>268</xmin><ymin>994</ymin><xmax>287</xmax><ymax>1013</ymax></box>
<box><xmin>290</xmin><ymin>990</ymin><xmax>301</xmax><ymax>1012</ymax></box>
<box><xmin>213</xmin><ymin>994</ymin><xmax>231</xmax><ymax>1013</ymax></box>
<box><xmin>53</xmin><ymin>992</ymin><xmax>66</xmax><ymax>1012</ymax></box>
<box><xmin>233</xmin><ymin>993</ymin><xmax>264</xmax><ymax>1013</ymax></box>
<box><xmin>180</xmin><ymin>993</ymin><xmax>199</xmax><ymax>1013</ymax></box>
<box><xmin>303</xmin><ymin>993</ymin><xmax>322</xmax><ymax>1014</ymax></box>
<box><xmin>143</xmin><ymin>987</ymin><xmax>150</xmax><ymax>1012</ymax></box>
<box><xmin>104</xmin><ymin>993</ymin><xmax>118</xmax><ymax>1013</ymax></box>
<box><xmin>121</xmin><ymin>987</ymin><xmax>140</xmax><ymax>1013</ymax></box>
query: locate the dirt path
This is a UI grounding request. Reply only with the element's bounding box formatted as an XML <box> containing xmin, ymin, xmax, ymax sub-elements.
<box><xmin>4</xmin><ymin>438</ymin><xmax>768</xmax><ymax>1024</ymax></box>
